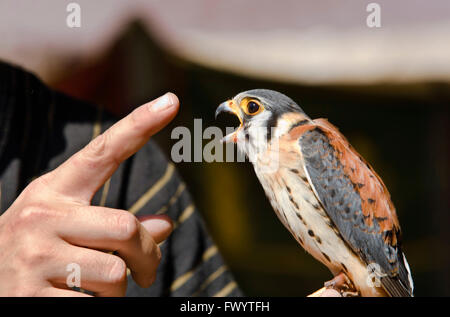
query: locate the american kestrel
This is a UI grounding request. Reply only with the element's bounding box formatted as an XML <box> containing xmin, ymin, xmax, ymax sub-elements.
<box><xmin>215</xmin><ymin>89</ymin><xmax>414</xmax><ymax>297</ymax></box>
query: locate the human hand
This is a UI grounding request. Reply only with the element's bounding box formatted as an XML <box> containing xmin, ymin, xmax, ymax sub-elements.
<box><xmin>0</xmin><ymin>93</ymin><xmax>179</xmax><ymax>296</ymax></box>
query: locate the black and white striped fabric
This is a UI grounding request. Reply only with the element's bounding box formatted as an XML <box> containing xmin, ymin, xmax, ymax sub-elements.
<box><xmin>0</xmin><ymin>61</ymin><xmax>242</xmax><ymax>297</ymax></box>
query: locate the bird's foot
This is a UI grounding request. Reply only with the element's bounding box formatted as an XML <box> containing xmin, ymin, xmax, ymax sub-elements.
<box><xmin>324</xmin><ymin>272</ymin><xmax>359</xmax><ymax>297</ymax></box>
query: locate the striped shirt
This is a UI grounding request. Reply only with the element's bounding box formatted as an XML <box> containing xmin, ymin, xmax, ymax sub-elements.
<box><xmin>0</xmin><ymin>61</ymin><xmax>242</xmax><ymax>297</ymax></box>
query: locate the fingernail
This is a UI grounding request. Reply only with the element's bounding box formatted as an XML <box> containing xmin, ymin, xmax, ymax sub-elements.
<box><xmin>149</xmin><ymin>93</ymin><xmax>175</xmax><ymax>112</ymax></box>
<box><xmin>138</xmin><ymin>214</ymin><xmax>173</xmax><ymax>227</ymax></box>
<box><xmin>141</xmin><ymin>217</ymin><xmax>173</xmax><ymax>233</ymax></box>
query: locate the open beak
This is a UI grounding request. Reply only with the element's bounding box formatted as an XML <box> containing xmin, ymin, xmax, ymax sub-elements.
<box><xmin>215</xmin><ymin>99</ymin><xmax>243</xmax><ymax>143</ymax></box>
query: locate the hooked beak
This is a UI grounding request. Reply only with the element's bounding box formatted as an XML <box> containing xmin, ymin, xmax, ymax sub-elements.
<box><xmin>215</xmin><ymin>99</ymin><xmax>243</xmax><ymax>143</ymax></box>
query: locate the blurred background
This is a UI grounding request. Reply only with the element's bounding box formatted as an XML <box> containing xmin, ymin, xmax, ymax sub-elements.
<box><xmin>1</xmin><ymin>0</ymin><xmax>449</xmax><ymax>296</ymax></box>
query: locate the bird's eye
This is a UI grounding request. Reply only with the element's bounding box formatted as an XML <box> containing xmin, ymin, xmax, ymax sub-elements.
<box><xmin>242</xmin><ymin>99</ymin><xmax>263</xmax><ymax>115</ymax></box>
<box><xmin>247</xmin><ymin>101</ymin><xmax>260</xmax><ymax>114</ymax></box>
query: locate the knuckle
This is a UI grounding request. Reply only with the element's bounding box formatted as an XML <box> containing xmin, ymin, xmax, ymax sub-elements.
<box><xmin>18</xmin><ymin>203</ymin><xmax>53</xmax><ymax>225</ymax></box>
<box><xmin>74</xmin><ymin>133</ymin><xmax>112</xmax><ymax>170</ymax></box>
<box><xmin>87</xmin><ymin>133</ymin><xmax>107</xmax><ymax>157</ymax></box>
<box><xmin>106</xmin><ymin>257</ymin><xmax>127</xmax><ymax>285</ymax></box>
<box><xmin>17</xmin><ymin>235</ymin><xmax>53</xmax><ymax>268</ymax></box>
<box><xmin>21</xmin><ymin>250</ymin><xmax>46</xmax><ymax>268</ymax></box>
<box><xmin>114</xmin><ymin>212</ymin><xmax>139</xmax><ymax>242</ymax></box>
<box><xmin>129</xmin><ymin>108</ymin><xmax>148</xmax><ymax>135</ymax></box>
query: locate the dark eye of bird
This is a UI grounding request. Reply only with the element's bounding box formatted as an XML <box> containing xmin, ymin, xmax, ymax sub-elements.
<box><xmin>247</xmin><ymin>101</ymin><xmax>260</xmax><ymax>114</ymax></box>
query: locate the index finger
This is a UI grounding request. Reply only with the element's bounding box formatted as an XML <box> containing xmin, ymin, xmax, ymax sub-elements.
<box><xmin>48</xmin><ymin>93</ymin><xmax>179</xmax><ymax>203</ymax></box>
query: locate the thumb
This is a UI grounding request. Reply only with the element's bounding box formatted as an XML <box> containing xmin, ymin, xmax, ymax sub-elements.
<box><xmin>139</xmin><ymin>215</ymin><xmax>173</xmax><ymax>244</ymax></box>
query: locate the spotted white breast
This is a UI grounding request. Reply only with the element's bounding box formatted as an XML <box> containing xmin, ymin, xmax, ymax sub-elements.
<box><xmin>252</xmin><ymin>135</ymin><xmax>386</xmax><ymax>297</ymax></box>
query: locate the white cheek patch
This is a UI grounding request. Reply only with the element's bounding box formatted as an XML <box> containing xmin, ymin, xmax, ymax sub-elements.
<box><xmin>248</xmin><ymin>110</ymin><xmax>273</xmax><ymax>130</ymax></box>
<box><xmin>237</xmin><ymin>110</ymin><xmax>273</xmax><ymax>157</ymax></box>
<box><xmin>274</xmin><ymin>119</ymin><xmax>292</xmax><ymax>138</ymax></box>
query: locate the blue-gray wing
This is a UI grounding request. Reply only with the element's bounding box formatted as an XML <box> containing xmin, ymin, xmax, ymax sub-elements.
<box><xmin>299</xmin><ymin>125</ymin><xmax>413</xmax><ymax>297</ymax></box>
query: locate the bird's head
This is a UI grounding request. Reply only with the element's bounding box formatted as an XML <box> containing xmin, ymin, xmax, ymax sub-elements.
<box><xmin>215</xmin><ymin>89</ymin><xmax>310</xmax><ymax>155</ymax></box>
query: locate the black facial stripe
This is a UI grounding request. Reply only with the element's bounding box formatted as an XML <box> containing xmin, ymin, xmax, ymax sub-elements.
<box><xmin>289</xmin><ymin>120</ymin><xmax>309</xmax><ymax>132</ymax></box>
<box><xmin>266</xmin><ymin>112</ymin><xmax>279</xmax><ymax>141</ymax></box>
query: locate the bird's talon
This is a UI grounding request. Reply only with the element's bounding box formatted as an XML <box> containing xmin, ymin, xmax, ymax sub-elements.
<box><xmin>324</xmin><ymin>280</ymin><xmax>335</xmax><ymax>289</ymax></box>
<box><xmin>324</xmin><ymin>272</ymin><xmax>357</xmax><ymax>295</ymax></box>
<box><xmin>341</xmin><ymin>291</ymin><xmax>360</xmax><ymax>297</ymax></box>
